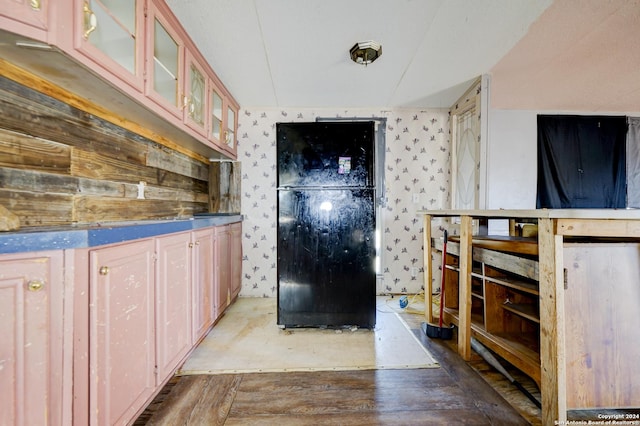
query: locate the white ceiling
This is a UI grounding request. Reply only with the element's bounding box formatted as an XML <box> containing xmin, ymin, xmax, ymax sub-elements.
<box><xmin>166</xmin><ymin>0</ymin><xmax>552</xmax><ymax>109</ymax></box>
<box><xmin>166</xmin><ymin>0</ymin><xmax>640</xmax><ymax>112</ymax></box>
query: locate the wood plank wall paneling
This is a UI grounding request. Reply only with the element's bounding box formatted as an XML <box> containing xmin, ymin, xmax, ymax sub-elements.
<box><xmin>0</xmin><ymin>58</ymin><xmax>216</xmax><ymax>165</ymax></box>
<box><xmin>72</xmin><ymin>198</ymin><xmax>205</xmax><ymax>223</ymax></box>
<box><xmin>0</xmin><ymin>130</ymin><xmax>71</xmax><ymax>172</ymax></box>
<box><xmin>147</xmin><ymin>146</ymin><xmax>209</xmax><ymax>182</ymax></box>
<box><xmin>0</xmin><ymin>190</ymin><xmax>74</xmax><ymax>226</ymax></box>
<box><xmin>209</xmin><ymin>162</ymin><xmax>241</xmax><ymax>214</ymax></box>
<box><xmin>0</xmin><ymin>167</ymin><xmax>79</xmax><ymax>193</ymax></box>
<box><xmin>0</xmin><ymin>75</ymin><xmax>219</xmax><ymax>228</ymax></box>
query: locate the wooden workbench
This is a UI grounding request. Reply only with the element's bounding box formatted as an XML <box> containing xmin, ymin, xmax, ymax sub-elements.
<box><xmin>419</xmin><ymin>209</ymin><xmax>640</xmax><ymax>425</ymax></box>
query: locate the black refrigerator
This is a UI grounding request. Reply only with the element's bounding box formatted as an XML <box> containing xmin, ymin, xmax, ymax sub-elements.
<box><xmin>276</xmin><ymin>121</ymin><xmax>376</xmax><ymax>329</ymax></box>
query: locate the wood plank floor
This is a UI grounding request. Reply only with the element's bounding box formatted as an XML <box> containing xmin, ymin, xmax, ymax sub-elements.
<box><xmin>136</xmin><ymin>368</ymin><xmax>525</xmax><ymax>425</ymax></box>
<box><xmin>134</xmin><ymin>306</ymin><xmax>541</xmax><ymax>425</ymax></box>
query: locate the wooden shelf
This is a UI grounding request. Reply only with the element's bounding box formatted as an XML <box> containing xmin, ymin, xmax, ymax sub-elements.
<box><xmin>422</xmin><ymin>210</ymin><xmax>640</xmax><ymax>425</ymax></box>
<box><xmin>443</xmin><ymin>306</ymin><xmax>540</xmax><ymax>386</ymax></box>
<box><xmin>443</xmin><ymin>307</ymin><xmax>484</xmax><ymax>329</ymax></box>
<box><xmin>443</xmin><ymin>307</ymin><xmax>458</xmax><ymax>318</ymax></box>
<box><xmin>485</xmin><ymin>274</ymin><xmax>539</xmax><ymax>295</ymax></box>
<box><xmin>472</xmin><ymin>313</ymin><xmax>485</xmax><ymax>327</ymax></box>
<box><xmin>473</xmin><ymin>328</ymin><xmax>541</xmax><ymax>387</ymax></box>
<box><xmin>471</xmin><ymin>291</ymin><xmax>484</xmax><ymax>300</ymax></box>
<box><xmin>433</xmin><ymin>238</ymin><xmax>539</xmax><ymax>281</ymax></box>
<box><xmin>502</xmin><ymin>302</ymin><xmax>540</xmax><ymax>323</ymax></box>
<box><xmin>449</xmin><ymin>234</ymin><xmax>538</xmax><ymax>256</ymax></box>
<box><xmin>445</xmin><ymin>264</ymin><xmax>459</xmax><ymax>272</ymax></box>
<box><xmin>433</xmin><ymin>233</ymin><xmax>541</xmax><ymax>388</ymax></box>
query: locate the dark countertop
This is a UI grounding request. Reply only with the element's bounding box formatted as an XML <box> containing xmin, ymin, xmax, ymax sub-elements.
<box><xmin>0</xmin><ymin>215</ymin><xmax>242</xmax><ymax>254</ymax></box>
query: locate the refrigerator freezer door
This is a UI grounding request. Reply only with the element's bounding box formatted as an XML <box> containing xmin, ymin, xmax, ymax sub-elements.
<box><xmin>277</xmin><ymin>188</ymin><xmax>376</xmax><ymax>328</ymax></box>
<box><xmin>277</xmin><ymin>122</ymin><xmax>375</xmax><ymax>188</ymax></box>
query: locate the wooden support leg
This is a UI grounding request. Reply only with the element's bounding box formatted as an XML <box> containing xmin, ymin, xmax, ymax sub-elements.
<box><xmin>538</xmin><ymin>218</ymin><xmax>565</xmax><ymax>425</ymax></box>
<box><xmin>457</xmin><ymin>215</ymin><xmax>472</xmax><ymax>360</ymax></box>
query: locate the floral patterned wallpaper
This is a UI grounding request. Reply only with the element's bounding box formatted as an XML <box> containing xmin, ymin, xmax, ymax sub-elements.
<box><xmin>238</xmin><ymin>108</ymin><xmax>451</xmax><ymax>297</ymax></box>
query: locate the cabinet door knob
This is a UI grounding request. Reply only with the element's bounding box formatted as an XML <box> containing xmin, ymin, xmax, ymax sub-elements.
<box><xmin>189</xmin><ymin>242</ymin><xmax>194</xmax><ymax>248</ymax></box>
<box><xmin>99</xmin><ymin>266</ymin><xmax>109</xmax><ymax>276</ymax></box>
<box><xmin>30</xmin><ymin>0</ymin><xmax>41</xmax><ymax>10</ymax></box>
<box><xmin>83</xmin><ymin>1</ymin><xmax>97</xmax><ymax>40</ymax></box>
<box><xmin>27</xmin><ymin>280</ymin><xmax>45</xmax><ymax>292</ymax></box>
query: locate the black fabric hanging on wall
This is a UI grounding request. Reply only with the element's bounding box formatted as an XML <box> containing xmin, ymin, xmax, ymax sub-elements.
<box><xmin>536</xmin><ymin>115</ymin><xmax>628</xmax><ymax>208</ymax></box>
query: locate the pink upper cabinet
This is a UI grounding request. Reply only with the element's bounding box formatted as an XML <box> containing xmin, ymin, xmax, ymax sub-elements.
<box><xmin>145</xmin><ymin>0</ymin><xmax>185</xmax><ymax>120</ymax></box>
<box><xmin>208</xmin><ymin>83</ymin><xmax>239</xmax><ymax>157</ymax></box>
<box><xmin>0</xmin><ymin>0</ymin><xmax>49</xmax><ymax>40</ymax></box>
<box><xmin>184</xmin><ymin>49</ymin><xmax>209</xmax><ymax>137</ymax></box>
<box><xmin>73</xmin><ymin>0</ymin><xmax>146</xmax><ymax>92</ymax></box>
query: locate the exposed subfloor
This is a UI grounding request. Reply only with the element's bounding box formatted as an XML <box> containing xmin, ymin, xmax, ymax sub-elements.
<box><xmin>134</xmin><ymin>297</ymin><xmax>542</xmax><ymax>425</ymax></box>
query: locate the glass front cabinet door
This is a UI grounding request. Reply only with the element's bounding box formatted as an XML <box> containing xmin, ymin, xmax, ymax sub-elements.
<box><xmin>208</xmin><ymin>85</ymin><xmax>238</xmax><ymax>156</ymax></box>
<box><xmin>184</xmin><ymin>50</ymin><xmax>207</xmax><ymax>136</ymax></box>
<box><xmin>209</xmin><ymin>87</ymin><xmax>224</xmax><ymax>145</ymax></box>
<box><xmin>146</xmin><ymin>2</ymin><xmax>183</xmax><ymax>119</ymax></box>
<box><xmin>225</xmin><ymin>104</ymin><xmax>237</xmax><ymax>152</ymax></box>
<box><xmin>75</xmin><ymin>0</ymin><xmax>145</xmax><ymax>91</ymax></box>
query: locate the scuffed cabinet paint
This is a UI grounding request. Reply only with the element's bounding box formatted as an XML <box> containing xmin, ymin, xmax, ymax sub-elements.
<box><xmin>0</xmin><ymin>251</ymin><xmax>65</xmax><ymax>426</ymax></box>
<box><xmin>230</xmin><ymin>222</ymin><xmax>242</xmax><ymax>300</ymax></box>
<box><xmin>215</xmin><ymin>224</ymin><xmax>231</xmax><ymax>316</ymax></box>
<box><xmin>192</xmin><ymin>228</ymin><xmax>215</xmax><ymax>343</ymax></box>
<box><xmin>89</xmin><ymin>239</ymin><xmax>156</xmax><ymax>425</ymax></box>
<box><xmin>155</xmin><ymin>232</ymin><xmax>192</xmax><ymax>379</ymax></box>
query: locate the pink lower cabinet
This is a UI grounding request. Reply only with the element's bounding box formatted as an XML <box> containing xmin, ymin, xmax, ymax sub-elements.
<box><xmin>215</xmin><ymin>225</ymin><xmax>231</xmax><ymax>317</ymax></box>
<box><xmin>0</xmin><ymin>251</ymin><xmax>66</xmax><ymax>426</ymax></box>
<box><xmin>191</xmin><ymin>227</ymin><xmax>215</xmax><ymax>343</ymax></box>
<box><xmin>69</xmin><ymin>224</ymin><xmax>240</xmax><ymax>424</ymax></box>
<box><xmin>230</xmin><ymin>222</ymin><xmax>242</xmax><ymax>300</ymax></box>
<box><xmin>155</xmin><ymin>232</ymin><xmax>192</xmax><ymax>379</ymax></box>
<box><xmin>89</xmin><ymin>239</ymin><xmax>156</xmax><ymax>425</ymax></box>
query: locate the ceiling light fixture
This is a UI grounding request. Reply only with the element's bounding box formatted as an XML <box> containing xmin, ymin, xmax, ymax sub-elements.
<box><xmin>350</xmin><ymin>40</ymin><xmax>382</xmax><ymax>66</ymax></box>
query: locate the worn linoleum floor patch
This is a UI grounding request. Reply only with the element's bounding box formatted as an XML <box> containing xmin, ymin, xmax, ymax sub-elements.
<box><xmin>179</xmin><ymin>297</ymin><xmax>438</xmax><ymax>375</ymax></box>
